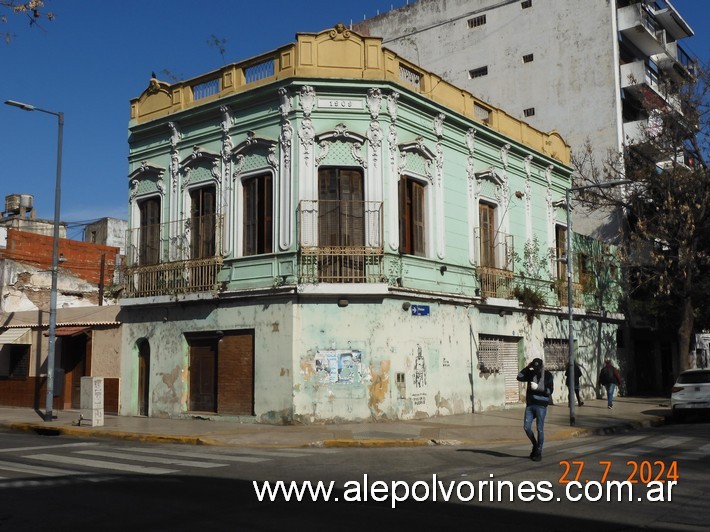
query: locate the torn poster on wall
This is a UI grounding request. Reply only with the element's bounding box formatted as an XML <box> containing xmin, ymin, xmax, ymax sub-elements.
<box><xmin>315</xmin><ymin>350</ymin><xmax>363</xmax><ymax>384</ymax></box>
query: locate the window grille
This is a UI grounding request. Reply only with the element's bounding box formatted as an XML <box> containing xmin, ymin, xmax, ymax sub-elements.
<box><xmin>399</xmin><ymin>64</ymin><xmax>422</xmax><ymax>88</ymax></box>
<box><xmin>469</xmin><ymin>66</ymin><xmax>489</xmax><ymax>79</ymax></box>
<box><xmin>543</xmin><ymin>339</ymin><xmax>568</xmax><ymax>370</ymax></box>
<box><xmin>523</xmin><ymin>54</ymin><xmax>534</xmax><ymax>63</ymax></box>
<box><xmin>468</xmin><ymin>14</ymin><xmax>487</xmax><ymax>28</ymax></box>
<box><xmin>523</xmin><ymin>107</ymin><xmax>535</xmax><ymax>117</ymax></box>
<box><xmin>478</xmin><ymin>338</ymin><xmax>501</xmax><ymax>373</ymax></box>
<box><xmin>521</xmin><ymin>0</ymin><xmax>532</xmax><ymax>9</ymax></box>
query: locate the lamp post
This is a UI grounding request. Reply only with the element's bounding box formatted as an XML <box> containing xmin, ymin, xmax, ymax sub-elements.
<box><xmin>565</xmin><ymin>179</ymin><xmax>630</xmax><ymax>427</ymax></box>
<box><xmin>5</xmin><ymin>99</ymin><xmax>64</xmax><ymax>422</ymax></box>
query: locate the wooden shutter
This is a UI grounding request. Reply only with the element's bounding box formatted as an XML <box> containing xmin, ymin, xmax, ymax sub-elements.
<box><xmin>412</xmin><ymin>180</ymin><xmax>425</xmax><ymax>256</ymax></box>
<box><xmin>139</xmin><ymin>198</ymin><xmax>160</xmax><ymax>265</ymax></box>
<box><xmin>479</xmin><ymin>203</ymin><xmax>495</xmax><ymax>267</ymax></box>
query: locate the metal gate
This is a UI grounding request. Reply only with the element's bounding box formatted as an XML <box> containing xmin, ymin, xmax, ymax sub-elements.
<box><xmin>500</xmin><ymin>341</ymin><xmax>521</xmax><ymax>404</ymax></box>
<box><xmin>478</xmin><ymin>336</ymin><xmax>522</xmax><ymax>404</ymax></box>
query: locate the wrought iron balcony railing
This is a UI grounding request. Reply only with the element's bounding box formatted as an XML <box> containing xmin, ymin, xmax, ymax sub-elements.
<box><xmin>122</xmin><ymin>214</ymin><xmax>223</xmax><ymax>297</ymax></box>
<box><xmin>298</xmin><ymin>200</ymin><xmax>384</xmax><ymax>283</ymax></box>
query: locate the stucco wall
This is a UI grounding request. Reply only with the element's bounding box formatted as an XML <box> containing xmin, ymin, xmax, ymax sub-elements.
<box><xmin>119</xmin><ymin>298</ymin><xmax>294</xmax><ymax>420</ymax></box>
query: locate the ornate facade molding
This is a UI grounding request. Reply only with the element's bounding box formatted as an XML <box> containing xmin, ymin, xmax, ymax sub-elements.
<box><xmin>367</xmin><ymin>88</ymin><xmax>382</xmax><ymax>120</ymax></box>
<box><xmin>398</xmin><ymin>138</ymin><xmax>436</xmax><ymax>183</ymax></box>
<box><xmin>500</xmin><ymin>143</ymin><xmax>511</xmax><ymax>170</ymax></box>
<box><xmin>433</xmin><ymin>113</ymin><xmax>445</xmax><ymax>138</ymax></box>
<box><xmin>179</xmin><ymin>146</ymin><xmax>221</xmax><ymax>191</ymax></box>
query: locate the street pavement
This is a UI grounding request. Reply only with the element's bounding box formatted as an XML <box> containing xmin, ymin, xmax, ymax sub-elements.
<box><xmin>0</xmin><ymin>396</ymin><xmax>670</xmax><ymax>449</ymax></box>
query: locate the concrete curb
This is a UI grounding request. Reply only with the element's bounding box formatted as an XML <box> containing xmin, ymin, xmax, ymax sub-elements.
<box><xmin>4</xmin><ymin>422</ymin><xmax>205</xmax><ymax>446</ymax></box>
<box><xmin>2</xmin><ymin>413</ymin><xmax>668</xmax><ymax>449</ymax></box>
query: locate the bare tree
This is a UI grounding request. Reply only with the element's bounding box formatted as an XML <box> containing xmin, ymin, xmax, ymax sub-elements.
<box><xmin>573</xmin><ymin>60</ymin><xmax>710</xmax><ymax>372</ymax></box>
<box><xmin>1</xmin><ymin>1</ymin><xmax>54</xmax><ymax>43</ymax></box>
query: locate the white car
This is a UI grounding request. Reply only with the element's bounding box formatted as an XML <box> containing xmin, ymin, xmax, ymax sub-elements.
<box><xmin>671</xmin><ymin>369</ymin><xmax>710</xmax><ymax>420</ymax></box>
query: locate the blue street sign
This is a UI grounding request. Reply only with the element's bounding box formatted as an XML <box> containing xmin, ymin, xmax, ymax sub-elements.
<box><xmin>411</xmin><ymin>304</ymin><xmax>430</xmax><ymax>316</ymax></box>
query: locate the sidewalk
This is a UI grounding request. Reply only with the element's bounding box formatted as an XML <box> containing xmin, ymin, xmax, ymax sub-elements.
<box><xmin>0</xmin><ymin>397</ymin><xmax>670</xmax><ymax>449</ymax></box>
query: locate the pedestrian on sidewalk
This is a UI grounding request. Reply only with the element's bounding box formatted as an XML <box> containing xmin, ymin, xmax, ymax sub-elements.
<box><xmin>565</xmin><ymin>361</ymin><xmax>584</xmax><ymax>406</ymax></box>
<box><xmin>599</xmin><ymin>359</ymin><xmax>622</xmax><ymax>409</ymax></box>
<box><xmin>517</xmin><ymin>357</ymin><xmax>554</xmax><ymax>462</ymax></box>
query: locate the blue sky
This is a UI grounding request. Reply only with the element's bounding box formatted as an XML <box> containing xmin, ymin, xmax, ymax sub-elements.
<box><xmin>1</xmin><ymin>0</ymin><xmax>708</xmax><ymax>241</ymax></box>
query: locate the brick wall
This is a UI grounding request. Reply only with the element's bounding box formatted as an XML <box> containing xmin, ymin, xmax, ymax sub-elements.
<box><xmin>0</xmin><ymin>229</ymin><xmax>120</xmax><ymax>285</ymax></box>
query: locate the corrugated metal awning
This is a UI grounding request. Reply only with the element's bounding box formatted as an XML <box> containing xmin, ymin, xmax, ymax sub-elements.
<box><xmin>0</xmin><ymin>327</ymin><xmax>32</xmax><ymax>345</ymax></box>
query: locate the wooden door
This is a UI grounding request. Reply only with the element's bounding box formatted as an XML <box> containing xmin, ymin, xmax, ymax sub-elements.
<box><xmin>138</xmin><ymin>340</ymin><xmax>150</xmax><ymax>416</ymax></box>
<box><xmin>189</xmin><ymin>340</ymin><xmax>217</xmax><ymax>412</ymax></box>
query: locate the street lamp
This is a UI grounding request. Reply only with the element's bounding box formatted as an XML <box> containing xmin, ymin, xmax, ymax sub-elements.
<box><xmin>565</xmin><ymin>179</ymin><xmax>630</xmax><ymax>427</ymax></box>
<box><xmin>5</xmin><ymin>99</ymin><xmax>64</xmax><ymax>422</ymax></box>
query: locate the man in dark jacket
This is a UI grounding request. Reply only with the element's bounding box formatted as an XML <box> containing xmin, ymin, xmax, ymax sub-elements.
<box><xmin>517</xmin><ymin>357</ymin><xmax>554</xmax><ymax>461</ymax></box>
<box><xmin>565</xmin><ymin>361</ymin><xmax>584</xmax><ymax>406</ymax></box>
<box><xmin>599</xmin><ymin>359</ymin><xmax>622</xmax><ymax>409</ymax></box>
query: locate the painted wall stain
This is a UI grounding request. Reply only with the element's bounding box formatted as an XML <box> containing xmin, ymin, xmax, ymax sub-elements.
<box><xmin>367</xmin><ymin>360</ymin><xmax>390</xmax><ymax>417</ymax></box>
<box><xmin>435</xmin><ymin>391</ymin><xmax>453</xmax><ymax>415</ymax></box>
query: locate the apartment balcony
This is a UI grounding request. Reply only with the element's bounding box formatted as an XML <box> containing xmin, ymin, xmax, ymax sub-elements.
<box><xmin>298</xmin><ymin>200</ymin><xmax>384</xmax><ymax>283</ymax></box>
<box><xmin>620</xmin><ymin>60</ymin><xmax>680</xmax><ymax>112</ymax></box>
<box><xmin>622</xmin><ymin>119</ymin><xmax>648</xmax><ymax>145</ymax></box>
<box><xmin>122</xmin><ymin>215</ymin><xmax>224</xmax><ymax>298</ymax></box>
<box><xmin>656</xmin><ymin>41</ymin><xmax>698</xmax><ymax>82</ymax></box>
<box><xmin>618</xmin><ymin>4</ymin><xmax>667</xmax><ymax>57</ymax></box>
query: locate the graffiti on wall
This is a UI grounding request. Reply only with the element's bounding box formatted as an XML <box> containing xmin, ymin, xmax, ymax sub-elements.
<box><xmin>315</xmin><ymin>350</ymin><xmax>363</xmax><ymax>384</ymax></box>
<box><xmin>413</xmin><ymin>344</ymin><xmax>427</xmax><ymax>388</ymax></box>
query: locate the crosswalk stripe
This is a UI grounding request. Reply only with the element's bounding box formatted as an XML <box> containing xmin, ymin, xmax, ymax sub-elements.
<box><xmin>676</xmin><ymin>443</ymin><xmax>710</xmax><ymax>461</ymax></box>
<box><xmin>651</xmin><ymin>437</ymin><xmax>693</xmax><ymax>448</ymax></box>
<box><xmin>0</xmin><ymin>442</ymin><xmax>98</xmax><ymax>454</ymax></box>
<box><xmin>28</xmin><ymin>453</ymin><xmax>177</xmax><ymax>475</ymax></box>
<box><xmin>566</xmin><ymin>435</ymin><xmax>648</xmax><ymax>455</ymax></box>
<box><xmin>0</xmin><ymin>458</ymin><xmax>83</xmax><ymax>477</ymax></box>
<box><xmin>202</xmin><ymin>449</ymin><xmax>320</xmax><ymax>458</ymax></box>
<box><xmin>75</xmin><ymin>449</ymin><xmax>228</xmax><ymax>468</ymax></box>
<box><xmin>123</xmin><ymin>447</ymin><xmax>269</xmax><ymax>463</ymax></box>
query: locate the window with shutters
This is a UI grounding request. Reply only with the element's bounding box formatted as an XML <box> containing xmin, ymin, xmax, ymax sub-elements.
<box><xmin>399</xmin><ymin>176</ymin><xmax>426</xmax><ymax>257</ymax></box>
<box><xmin>318</xmin><ymin>167</ymin><xmax>365</xmax><ymax>247</ymax></box>
<box><xmin>555</xmin><ymin>224</ymin><xmax>567</xmax><ymax>280</ymax></box>
<box><xmin>479</xmin><ymin>202</ymin><xmax>496</xmax><ymax>267</ymax></box>
<box><xmin>190</xmin><ymin>186</ymin><xmax>217</xmax><ymax>259</ymax></box>
<box><xmin>138</xmin><ymin>197</ymin><xmax>161</xmax><ymax>265</ymax></box>
<box><xmin>243</xmin><ymin>173</ymin><xmax>273</xmax><ymax>256</ymax></box>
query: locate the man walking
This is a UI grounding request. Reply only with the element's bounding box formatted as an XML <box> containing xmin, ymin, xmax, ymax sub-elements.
<box><xmin>517</xmin><ymin>357</ymin><xmax>554</xmax><ymax>461</ymax></box>
<box><xmin>599</xmin><ymin>359</ymin><xmax>622</xmax><ymax>409</ymax></box>
<box><xmin>565</xmin><ymin>361</ymin><xmax>584</xmax><ymax>406</ymax></box>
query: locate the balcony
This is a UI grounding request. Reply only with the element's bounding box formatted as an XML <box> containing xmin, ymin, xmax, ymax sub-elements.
<box><xmin>298</xmin><ymin>200</ymin><xmax>384</xmax><ymax>283</ymax></box>
<box><xmin>618</xmin><ymin>4</ymin><xmax>667</xmax><ymax>57</ymax></box>
<box><xmin>657</xmin><ymin>41</ymin><xmax>698</xmax><ymax>82</ymax></box>
<box><xmin>478</xmin><ymin>266</ymin><xmax>515</xmax><ymax>299</ymax></box>
<box><xmin>122</xmin><ymin>215</ymin><xmax>224</xmax><ymax>298</ymax></box>
<box><xmin>620</xmin><ymin>60</ymin><xmax>681</xmax><ymax>112</ymax></box>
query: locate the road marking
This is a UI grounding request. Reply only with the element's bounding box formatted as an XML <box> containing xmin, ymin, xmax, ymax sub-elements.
<box><xmin>674</xmin><ymin>443</ymin><xmax>710</xmax><ymax>461</ymax></box>
<box><xmin>611</xmin><ymin>437</ymin><xmax>695</xmax><ymax>457</ymax></box>
<box><xmin>0</xmin><ymin>458</ymin><xmax>83</xmax><ymax>477</ymax></box>
<box><xmin>75</xmin><ymin>449</ymin><xmax>228</xmax><ymax>468</ymax></box>
<box><xmin>28</xmin><ymin>453</ymin><xmax>177</xmax><ymax>475</ymax></box>
<box><xmin>123</xmin><ymin>447</ymin><xmax>269</xmax><ymax>463</ymax></box>
<box><xmin>567</xmin><ymin>435</ymin><xmax>648</xmax><ymax>455</ymax></box>
<box><xmin>205</xmin><ymin>449</ymin><xmax>321</xmax><ymax>458</ymax></box>
<box><xmin>0</xmin><ymin>442</ymin><xmax>98</xmax><ymax>453</ymax></box>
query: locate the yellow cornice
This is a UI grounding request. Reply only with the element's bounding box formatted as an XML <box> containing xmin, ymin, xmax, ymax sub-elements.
<box><xmin>130</xmin><ymin>24</ymin><xmax>569</xmax><ymax>164</ymax></box>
